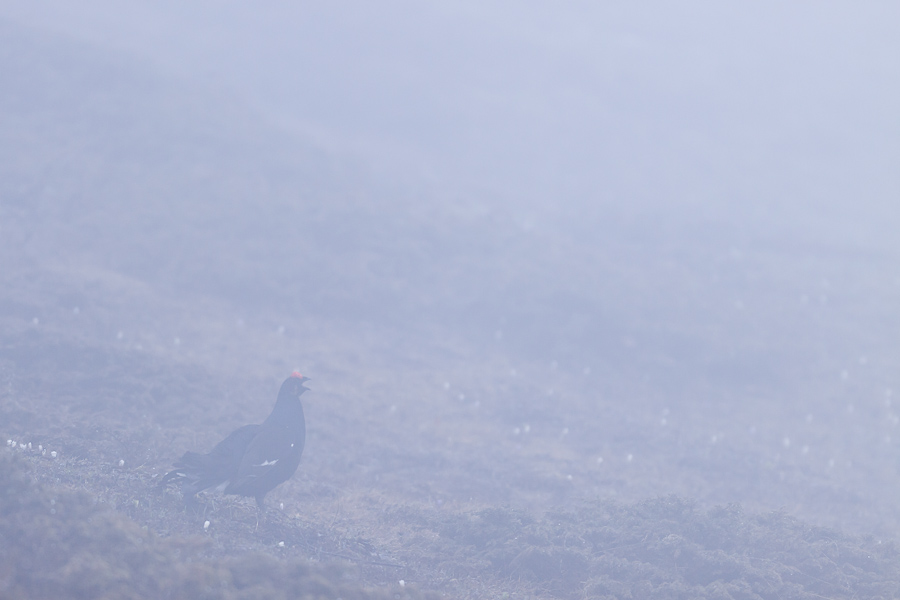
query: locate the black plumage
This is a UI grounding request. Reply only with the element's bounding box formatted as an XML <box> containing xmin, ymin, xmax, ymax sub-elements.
<box><xmin>160</xmin><ymin>372</ymin><xmax>310</xmax><ymax>509</ymax></box>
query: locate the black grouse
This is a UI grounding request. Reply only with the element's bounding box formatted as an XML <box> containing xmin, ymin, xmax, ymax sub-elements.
<box><xmin>160</xmin><ymin>372</ymin><xmax>310</xmax><ymax>509</ymax></box>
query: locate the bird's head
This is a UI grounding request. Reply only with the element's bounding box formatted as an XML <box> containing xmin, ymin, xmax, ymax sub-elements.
<box><xmin>279</xmin><ymin>371</ymin><xmax>311</xmax><ymax>399</ymax></box>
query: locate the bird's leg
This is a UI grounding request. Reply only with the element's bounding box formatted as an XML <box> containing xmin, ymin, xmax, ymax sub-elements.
<box><xmin>255</xmin><ymin>495</ymin><xmax>269</xmax><ymax>528</ymax></box>
<box><xmin>183</xmin><ymin>493</ymin><xmax>199</xmax><ymax>512</ymax></box>
<box><xmin>184</xmin><ymin>494</ymin><xmax>208</xmax><ymax>521</ymax></box>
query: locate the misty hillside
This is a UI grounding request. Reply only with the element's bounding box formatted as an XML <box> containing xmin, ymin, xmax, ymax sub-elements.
<box><xmin>2</xmin><ymin>10</ymin><xmax>900</xmax><ymax>600</ymax></box>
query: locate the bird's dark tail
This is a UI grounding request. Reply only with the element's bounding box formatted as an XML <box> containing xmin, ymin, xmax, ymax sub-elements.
<box><xmin>158</xmin><ymin>451</ymin><xmax>204</xmax><ymax>488</ymax></box>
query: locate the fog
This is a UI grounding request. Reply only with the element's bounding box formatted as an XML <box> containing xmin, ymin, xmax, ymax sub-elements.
<box><xmin>8</xmin><ymin>2</ymin><xmax>899</xmax><ymax>225</ymax></box>
<box><xmin>2</xmin><ymin>2</ymin><xmax>900</xmax><ymax>597</ymax></box>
